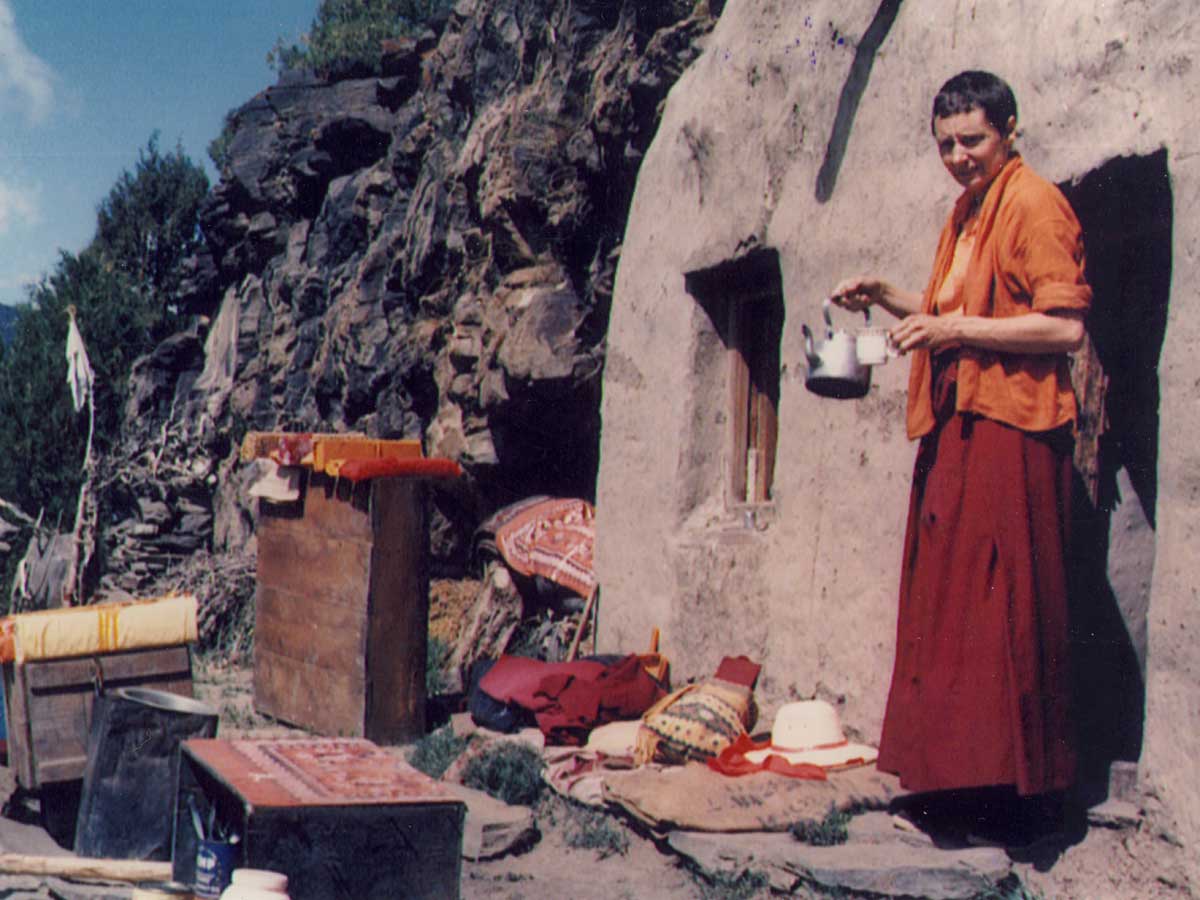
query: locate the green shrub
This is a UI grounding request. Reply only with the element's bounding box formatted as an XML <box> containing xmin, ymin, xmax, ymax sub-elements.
<box><xmin>692</xmin><ymin>869</ymin><xmax>771</xmax><ymax>900</ymax></box>
<box><xmin>560</xmin><ymin>804</ymin><xmax>629</xmax><ymax>858</ymax></box>
<box><xmin>207</xmin><ymin>109</ymin><xmax>238</xmax><ymax>172</ymax></box>
<box><xmin>425</xmin><ymin>635</ymin><xmax>452</xmax><ymax>696</ymax></box>
<box><xmin>789</xmin><ymin>804</ymin><xmax>850</xmax><ymax>847</ymax></box>
<box><xmin>408</xmin><ymin>725</ymin><xmax>468</xmax><ymax>779</ymax></box>
<box><xmin>461</xmin><ymin>741</ymin><xmax>545</xmax><ymax>807</ymax></box>
<box><xmin>268</xmin><ymin>0</ymin><xmax>455</xmax><ymax>78</ymax></box>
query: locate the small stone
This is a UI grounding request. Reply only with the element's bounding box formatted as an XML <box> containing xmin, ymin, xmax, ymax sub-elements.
<box><xmin>1088</xmin><ymin>798</ymin><xmax>1142</xmax><ymax>829</ymax></box>
<box><xmin>441</xmin><ymin>782</ymin><xmax>538</xmax><ymax>861</ymax></box>
<box><xmin>450</xmin><ymin>712</ymin><xmax>477</xmax><ymax>739</ymax></box>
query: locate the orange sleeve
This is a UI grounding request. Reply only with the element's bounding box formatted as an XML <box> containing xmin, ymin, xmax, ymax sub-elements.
<box><xmin>1004</xmin><ymin>208</ymin><xmax>1092</xmax><ymax>315</ymax></box>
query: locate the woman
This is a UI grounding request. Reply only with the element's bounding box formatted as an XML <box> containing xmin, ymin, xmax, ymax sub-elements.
<box><xmin>832</xmin><ymin>71</ymin><xmax>1091</xmax><ymax>844</ymax></box>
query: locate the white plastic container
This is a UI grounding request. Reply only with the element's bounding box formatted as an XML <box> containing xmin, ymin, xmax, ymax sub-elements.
<box><xmin>219</xmin><ymin>869</ymin><xmax>289</xmax><ymax>900</ymax></box>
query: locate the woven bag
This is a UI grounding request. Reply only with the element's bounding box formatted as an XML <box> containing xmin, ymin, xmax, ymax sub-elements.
<box><xmin>634</xmin><ymin>678</ymin><xmax>754</xmax><ymax>765</ymax></box>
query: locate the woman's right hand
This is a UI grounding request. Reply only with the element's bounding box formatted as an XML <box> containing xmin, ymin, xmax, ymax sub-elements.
<box><xmin>830</xmin><ymin>277</ymin><xmax>923</xmax><ymax>319</ymax></box>
<box><xmin>830</xmin><ymin>277</ymin><xmax>885</xmax><ymax>312</ymax></box>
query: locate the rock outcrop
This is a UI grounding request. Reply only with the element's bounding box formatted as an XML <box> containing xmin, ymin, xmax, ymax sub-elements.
<box><xmin>99</xmin><ymin>0</ymin><xmax>715</xmax><ymax>594</ymax></box>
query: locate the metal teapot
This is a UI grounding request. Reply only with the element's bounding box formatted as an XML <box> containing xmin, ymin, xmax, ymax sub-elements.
<box><xmin>802</xmin><ymin>299</ymin><xmax>871</xmax><ymax>399</ymax></box>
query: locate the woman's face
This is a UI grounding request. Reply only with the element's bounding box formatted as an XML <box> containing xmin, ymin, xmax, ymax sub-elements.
<box><xmin>933</xmin><ymin>107</ymin><xmax>1015</xmax><ymax>196</ymax></box>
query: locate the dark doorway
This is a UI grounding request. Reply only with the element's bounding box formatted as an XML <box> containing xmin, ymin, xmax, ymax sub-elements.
<box><xmin>1059</xmin><ymin>149</ymin><xmax>1172</xmax><ymax>804</ymax></box>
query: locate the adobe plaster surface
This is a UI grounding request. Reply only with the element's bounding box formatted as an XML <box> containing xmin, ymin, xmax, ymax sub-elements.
<box><xmin>596</xmin><ymin>0</ymin><xmax>1200</xmax><ymax>879</ymax></box>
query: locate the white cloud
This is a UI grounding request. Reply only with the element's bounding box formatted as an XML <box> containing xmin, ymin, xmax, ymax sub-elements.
<box><xmin>0</xmin><ymin>176</ymin><xmax>40</xmax><ymax>236</ymax></box>
<box><xmin>0</xmin><ymin>1</ymin><xmax>55</xmax><ymax>124</ymax></box>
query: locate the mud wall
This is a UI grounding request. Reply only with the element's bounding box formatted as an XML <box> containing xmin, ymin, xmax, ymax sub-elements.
<box><xmin>595</xmin><ymin>0</ymin><xmax>1199</xmax><ymax>869</ymax></box>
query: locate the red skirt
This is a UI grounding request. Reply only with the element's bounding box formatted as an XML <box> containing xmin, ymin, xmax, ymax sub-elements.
<box><xmin>876</xmin><ymin>355</ymin><xmax>1076</xmax><ymax>796</ymax></box>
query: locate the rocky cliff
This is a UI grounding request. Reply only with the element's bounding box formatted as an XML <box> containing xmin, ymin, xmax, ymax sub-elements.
<box><xmin>99</xmin><ymin>0</ymin><xmax>716</xmax><ymax>593</ymax></box>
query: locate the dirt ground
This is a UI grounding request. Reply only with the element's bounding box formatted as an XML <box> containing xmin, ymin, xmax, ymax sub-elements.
<box><xmin>455</xmin><ymin>796</ymin><xmax>1197</xmax><ymax>900</ymax></box>
<box><xmin>193</xmin><ymin>662</ymin><xmax>1196</xmax><ymax>900</ymax></box>
<box><xmin>0</xmin><ymin>660</ymin><xmax>1189</xmax><ymax>899</ymax></box>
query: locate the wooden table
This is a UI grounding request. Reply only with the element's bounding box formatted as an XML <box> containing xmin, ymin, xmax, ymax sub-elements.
<box><xmin>171</xmin><ymin>738</ymin><xmax>465</xmax><ymax>900</ymax></box>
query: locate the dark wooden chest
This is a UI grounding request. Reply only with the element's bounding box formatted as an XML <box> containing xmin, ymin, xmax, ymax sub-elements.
<box><xmin>172</xmin><ymin>738</ymin><xmax>465</xmax><ymax>900</ymax></box>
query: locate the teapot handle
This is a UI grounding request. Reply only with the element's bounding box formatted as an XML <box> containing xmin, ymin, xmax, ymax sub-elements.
<box><xmin>822</xmin><ymin>298</ymin><xmax>870</xmax><ymax>336</ymax></box>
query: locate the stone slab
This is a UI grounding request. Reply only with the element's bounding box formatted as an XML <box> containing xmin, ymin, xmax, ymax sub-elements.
<box><xmin>668</xmin><ymin>818</ymin><xmax>1012</xmax><ymax>900</ymax></box>
<box><xmin>442</xmin><ymin>782</ymin><xmax>538</xmax><ymax>861</ymax></box>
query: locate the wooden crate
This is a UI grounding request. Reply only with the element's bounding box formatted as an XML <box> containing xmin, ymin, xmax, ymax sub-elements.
<box><xmin>253</xmin><ymin>472</ymin><xmax>428</xmax><ymax>742</ymax></box>
<box><xmin>3</xmin><ymin>645</ymin><xmax>193</xmax><ymax>790</ymax></box>
<box><xmin>171</xmin><ymin>738</ymin><xmax>464</xmax><ymax>900</ymax></box>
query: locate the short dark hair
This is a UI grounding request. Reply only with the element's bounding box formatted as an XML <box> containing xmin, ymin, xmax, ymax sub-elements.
<box><xmin>930</xmin><ymin>70</ymin><xmax>1017</xmax><ymax>136</ymax></box>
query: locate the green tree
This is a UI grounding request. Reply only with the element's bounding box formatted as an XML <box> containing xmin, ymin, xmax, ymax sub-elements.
<box><xmin>0</xmin><ymin>137</ymin><xmax>209</xmax><ymax>519</ymax></box>
<box><xmin>0</xmin><ymin>250</ymin><xmax>155</xmax><ymax>519</ymax></box>
<box><xmin>93</xmin><ymin>134</ymin><xmax>209</xmax><ymax>324</ymax></box>
<box><xmin>268</xmin><ymin>0</ymin><xmax>454</xmax><ymax>76</ymax></box>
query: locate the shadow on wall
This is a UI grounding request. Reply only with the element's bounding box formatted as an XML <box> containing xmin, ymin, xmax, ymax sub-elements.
<box><xmin>1059</xmin><ymin>149</ymin><xmax>1173</xmax><ymax>804</ymax></box>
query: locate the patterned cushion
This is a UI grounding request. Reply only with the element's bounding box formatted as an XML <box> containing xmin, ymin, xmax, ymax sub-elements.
<box><xmin>635</xmin><ymin>678</ymin><xmax>754</xmax><ymax>765</ymax></box>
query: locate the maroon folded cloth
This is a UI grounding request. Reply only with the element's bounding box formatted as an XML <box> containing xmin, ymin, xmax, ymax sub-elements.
<box><xmin>478</xmin><ymin>656</ymin><xmax>607</xmax><ymax>708</ymax></box>
<box><xmin>532</xmin><ymin>654</ymin><xmax>666</xmax><ymax>746</ymax></box>
<box><xmin>715</xmin><ymin>655</ymin><xmax>762</xmax><ymax>689</ymax></box>
<box><xmin>477</xmin><ymin>654</ymin><xmax>665</xmax><ymax>746</ymax></box>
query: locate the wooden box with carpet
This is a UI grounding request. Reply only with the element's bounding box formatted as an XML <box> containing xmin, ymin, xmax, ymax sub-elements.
<box><xmin>171</xmin><ymin>738</ymin><xmax>465</xmax><ymax>900</ymax></box>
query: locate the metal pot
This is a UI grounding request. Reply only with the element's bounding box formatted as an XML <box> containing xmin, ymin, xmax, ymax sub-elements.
<box><xmin>802</xmin><ymin>299</ymin><xmax>871</xmax><ymax>399</ymax></box>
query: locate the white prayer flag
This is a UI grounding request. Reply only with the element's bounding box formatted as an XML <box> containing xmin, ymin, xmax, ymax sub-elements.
<box><xmin>66</xmin><ymin>312</ymin><xmax>94</xmax><ymax>414</ymax></box>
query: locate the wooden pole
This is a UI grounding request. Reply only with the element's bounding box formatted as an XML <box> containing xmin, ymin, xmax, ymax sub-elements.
<box><xmin>565</xmin><ymin>586</ymin><xmax>598</xmax><ymax>662</ymax></box>
<box><xmin>0</xmin><ymin>853</ymin><xmax>172</xmax><ymax>883</ymax></box>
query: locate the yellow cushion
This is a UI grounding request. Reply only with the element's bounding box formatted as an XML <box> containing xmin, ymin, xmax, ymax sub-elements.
<box><xmin>4</xmin><ymin>594</ymin><xmax>197</xmax><ymax>664</ymax></box>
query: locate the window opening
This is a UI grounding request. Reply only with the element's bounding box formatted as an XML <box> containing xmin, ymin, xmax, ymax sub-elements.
<box><xmin>685</xmin><ymin>248</ymin><xmax>785</xmax><ymax>506</ymax></box>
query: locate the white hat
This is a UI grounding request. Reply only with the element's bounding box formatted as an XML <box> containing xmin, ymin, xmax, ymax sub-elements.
<box><xmin>743</xmin><ymin>700</ymin><xmax>878</xmax><ymax>770</ymax></box>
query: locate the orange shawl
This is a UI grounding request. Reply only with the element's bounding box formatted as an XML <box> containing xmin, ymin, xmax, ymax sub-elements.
<box><xmin>906</xmin><ymin>155</ymin><xmax>1092</xmax><ymax>439</ymax></box>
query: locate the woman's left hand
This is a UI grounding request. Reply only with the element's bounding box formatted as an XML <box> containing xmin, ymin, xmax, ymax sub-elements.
<box><xmin>889</xmin><ymin>314</ymin><xmax>960</xmax><ymax>354</ymax></box>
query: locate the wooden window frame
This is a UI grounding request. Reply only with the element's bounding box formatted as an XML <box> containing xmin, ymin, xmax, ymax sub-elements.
<box><xmin>727</xmin><ymin>287</ymin><xmax>780</xmax><ymax>506</ymax></box>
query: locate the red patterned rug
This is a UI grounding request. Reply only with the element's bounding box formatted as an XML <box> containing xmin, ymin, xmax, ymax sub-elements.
<box><xmin>186</xmin><ymin>738</ymin><xmax>461</xmax><ymax>808</ymax></box>
<box><xmin>494</xmin><ymin>497</ymin><xmax>596</xmax><ymax>597</ymax></box>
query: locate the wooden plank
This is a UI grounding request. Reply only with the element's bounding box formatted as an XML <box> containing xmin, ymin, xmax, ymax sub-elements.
<box><xmin>365</xmin><ymin>479</ymin><xmax>427</xmax><ymax>743</ymax></box>
<box><xmin>31</xmin><ymin>712</ymin><xmax>89</xmax><ymax>782</ymax></box>
<box><xmin>727</xmin><ymin>298</ymin><xmax>751</xmax><ymax>505</ymax></box>
<box><xmin>23</xmin><ymin>646</ymin><xmax>191</xmax><ymax>691</ymax></box>
<box><xmin>0</xmin><ymin>853</ymin><xmax>172</xmax><ymax>883</ymax></box>
<box><xmin>302</xmin><ymin>473</ymin><xmax>374</xmax><ymax>538</ymax></box>
<box><xmin>32</xmin><ymin>755</ymin><xmax>90</xmax><ymax>785</ymax></box>
<box><xmin>755</xmin><ymin>388</ymin><xmax>778</xmax><ymax>502</ymax></box>
<box><xmin>254</xmin><ymin>648</ymin><xmax>365</xmax><ymax>736</ymax></box>
<box><xmin>256</xmin><ymin>522</ymin><xmax>371</xmax><ymax>609</ymax></box>
<box><xmin>256</xmin><ymin>587</ymin><xmax>367</xmax><ymax>674</ymax></box>
<box><xmin>255</xmin><ymin>585</ymin><xmax>367</xmax><ymax>635</ymax></box>
<box><xmin>4</xmin><ymin>664</ymin><xmax>35</xmax><ymax>789</ymax></box>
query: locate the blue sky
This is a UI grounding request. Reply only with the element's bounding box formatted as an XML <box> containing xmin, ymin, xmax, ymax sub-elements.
<box><xmin>0</xmin><ymin>1</ymin><xmax>319</xmax><ymax>306</ymax></box>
